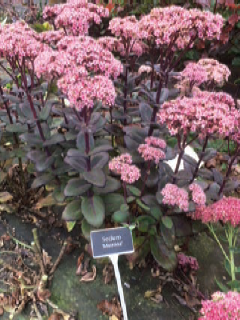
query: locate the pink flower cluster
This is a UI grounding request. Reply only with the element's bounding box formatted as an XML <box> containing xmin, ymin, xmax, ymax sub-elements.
<box><xmin>197</xmin><ymin>59</ymin><xmax>231</xmax><ymax>85</ymax></box>
<box><xmin>59</xmin><ymin>75</ymin><xmax>116</xmax><ymax>111</ymax></box>
<box><xmin>191</xmin><ymin>197</ymin><xmax>240</xmax><ymax>227</ymax></box>
<box><xmin>138</xmin><ymin>6</ymin><xmax>224</xmax><ymax>50</ymax></box>
<box><xmin>177</xmin><ymin>253</ymin><xmax>199</xmax><ymax>272</ymax></box>
<box><xmin>145</xmin><ymin>137</ymin><xmax>167</xmax><ymax>149</ymax></box>
<box><xmin>35</xmin><ymin>35</ymin><xmax>123</xmax><ymax>110</ymax></box>
<box><xmin>35</xmin><ymin>50</ymin><xmax>78</xmax><ymax>80</ymax></box>
<box><xmin>179</xmin><ymin>63</ymin><xmax>208</xmax><ymax>87</ymax></box>
<box><xmin>43</xmin><ymin>0</ymin><xmax>109</xmax><ymax>36</ymax></box>
<box><xmin>57</xmin><ymin>36</ymin><xmax>123</xmax><ymax>79</ymax></box>
<box><xmin>109</xmin><ymin>16</ymin><xmax>139</xmax><ymax>40</ymax></box>
<box><xmin>180</xmin><ymin>59</ymin><xmax>231</xmax><ymax>88</ymax></box>
<box><xmin>0</xmin><ymin>21</ymin><xmax>48</xmax><ymax>63</ymax></box>
<box><xmin>199</xmin><ymin>291</ymin><xmax>240</xmax><ymax>320</ymax></box>
<box><xmin>157</xmin><ymin>91</ymin><xmax>237</xmax><ymax>138</ymax></box>
<box><xmin>161</xmin><ymin>184</ymin><xmax>189</xmax><ymax>212</ymax></box>
<box><xmin>189</xmin><ymin>183</ymin><xmax>206</xmax><ymax>206</ymax></box>
<box><xmin>161</xmin><ymin>183</ymin><xmax>206</xmax><ymax>211</ymax></box>
<box><xmin>109</xmin><ymin>154</ymin><xmax>140</xmax><ymax>184</ymax></box>
<box><xmin>138</xmin><ymin>137</ymin><xmax>166</xmax><ymax>164</ymax></box>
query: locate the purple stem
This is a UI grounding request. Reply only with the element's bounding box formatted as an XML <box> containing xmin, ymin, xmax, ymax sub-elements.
<box><xmin>83</xmin><ymin>108</ymin><xmax>91</xmax><ymax>172</ymax></box>
<box><xmin>0</xmin><ymin>85</ymin><xmax>25</xmax><ymax>182</ymax></box>
<box><xmin>172</xmin><ymin>134</ymin><xmax>187</xmax><ymax>183</ymax></box>
<box><xmin>190</xmin><ymin>135</ymin><xmax>209</xmax><ymax>183</ymax></box>
<box><xmin>140</xmin><ymin>161</ymin><xmax>151</xmax><ymax>197</ymax></box>
<box><xmin>218</xmin><ymin>146</ymin><xmax>240</xmax><ymax>195</ymax></box>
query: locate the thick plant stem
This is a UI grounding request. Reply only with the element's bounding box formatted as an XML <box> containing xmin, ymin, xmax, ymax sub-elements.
<box><xmin>140</xmin><ymin>161</ymin><xmax>151</xmax><ymax>197</ymax></box>
<box><xmin>190</xmin><ymin>135</ymin><xmax>209</xmax><ymax>183</ymax></box>
<box><xmin>148</xmin><ymin>77</ymin><xmax>164</xmax><ymax>137</ymax></box>
<box><xmin>218</xmin><ymin>147</ymin><xmax>239</xmax><ymax>195</ymax></box>
<box><xmin>83</xmin><ymin>108</ymin><xmax>91</xmax><ymax>172</ymax></box>
<box><xmin>123</xmin><ymin>64</ymin><xmax>128</xmax><ymax>126</ymax></box>
<box><xmin>0</xmin><ymin>85</ymin><xmax>25</xmax><ymax>184</ymax></box>
<box><xmin>172</xmin><ymin>134</ymin><xmax>187</xmax><ymax>183</ymax></box>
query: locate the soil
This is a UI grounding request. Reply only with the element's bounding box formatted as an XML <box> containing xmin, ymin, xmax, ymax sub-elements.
<box><xmin>0</xmin><ymin>211</ymin><xmax>236</xmax><ymax>320</ymax></box>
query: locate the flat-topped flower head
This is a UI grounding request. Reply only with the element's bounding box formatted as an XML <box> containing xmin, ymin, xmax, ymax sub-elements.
<box><xmin>145</xmin><ymin>137</ymin><xmax>167</xmax><ymax>149</ymax></box>
<box><xmin>157</xmin><ymin>91</ymin><xmax>237</xmax><ymax>138</ymax></box>
<box><xmin>109</xmin><ymin>154</ymin><xmax>140</xmax><ymax>184</ymax></box>
<box><xmin>161</xmin><ymin>184</ymin><xmax>189</xmax><ymax>212</ymax></box>
<box><xmin>43</xmin><ymin>0</ymin><xmax>108</xmax><ymax>35</ymax></box>
<box><xmin>35</xmin><ymin>50</ymin><xmax>79</xmax><ymax>80</ymax></box>
<box><xmin>138</xmin><ymin>6</ymin><xmax>224</xmax><ymax>50</ymax></box>
<box><xmin>191</xmin><ymin>197</ymin><xmax>240</xmax><ymax>227</ymax></box>
<box><xmin>179</xmin><ymin>63</ymin><xmax>208</xmax><ymax>87</ymax></box>
<box><xmin>138</xmin><ymin>137</ymin><xmax>166</xmax><ymax>164</ymax></box>
<box><xmin>199</xmin><ymin>291</ymin><xmax>240</xmax><ymax>320</ymax></box>
<box><xmin>0</xmin><ymin>21</ymin><xmax>47</xmax><ymax>63</ymax></box>
<box><xmin>109</xmin><ymin>16</ymin><xmax>139</xmax><ymax>40</ymax></box>
<box><xmin>57</xmin><ymin>36</ymin><xmax>123</xmax><ymax>79</ymax></box>
<box><xmin>179</xmin><ymin>59</ymin><xmax>231</xmax><ymax>88</ymax></box>
<box><xmin>58</xmin><ymin>75</ymin><xmax>116</xmax><ymax>110</ymax></box>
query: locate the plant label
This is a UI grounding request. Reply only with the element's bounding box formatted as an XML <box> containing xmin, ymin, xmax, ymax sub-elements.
<box><xmin>90</xmin><ymin>227</ymin><xmax>134</xmax><ymax>258</ymax></box>
<box><xmin>91</xmin><ymin>227</ymin><xmax>134</xmax><ymax>320</ymax></box>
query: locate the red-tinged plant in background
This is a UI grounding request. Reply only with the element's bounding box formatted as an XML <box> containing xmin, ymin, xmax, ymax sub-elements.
<box><xmin>190</xmin><ymin>197</ymin><xmax>240</xmax><ymax>291</ymax></box>
<box><xmin>177</xmin><ymin>253</ymin><xmax>199</xmax><ymax>273</ymax></box>
<box><xmin>199</xmin><ymin>291</ymin><xmax>240</xmax><ymax>319</ymax></box>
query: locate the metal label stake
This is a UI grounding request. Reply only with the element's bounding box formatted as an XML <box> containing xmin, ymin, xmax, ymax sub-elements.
<box><xmin>90</xmin><ymin>227</ymin><xmax>134</xmax><ymax>320</ymax></box>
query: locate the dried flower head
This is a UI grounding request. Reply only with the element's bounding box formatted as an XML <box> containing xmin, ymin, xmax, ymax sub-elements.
<box><xmin>177</xmin><ymin>253</ymin><xmax>199</xmax><ymax>272</ymax></box>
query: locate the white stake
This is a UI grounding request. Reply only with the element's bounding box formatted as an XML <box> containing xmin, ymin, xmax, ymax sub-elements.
<box><xmin>110</xmin><ymin>254</ymin><xmax>128</xmax><ymax>320</ymax></box>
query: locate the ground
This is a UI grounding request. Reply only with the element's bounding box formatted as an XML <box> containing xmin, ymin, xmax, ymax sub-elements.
<box><xmin>0</xmin><ymin>212</ymin><xmax>235</xmax><ymax>320</ymax></box>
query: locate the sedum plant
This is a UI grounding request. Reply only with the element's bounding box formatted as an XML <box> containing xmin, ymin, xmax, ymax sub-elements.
<box><xmin>190</xmin><ymin>197</ymin><xmax>240</xmax><ymax>292</ymax></box>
